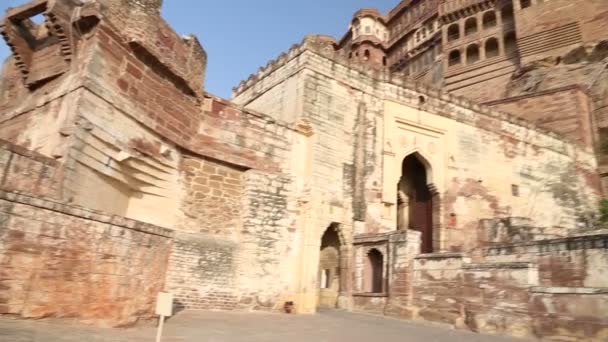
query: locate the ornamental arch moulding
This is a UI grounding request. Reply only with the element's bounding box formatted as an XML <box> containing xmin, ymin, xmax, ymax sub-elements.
<box><xmin>380</xmin><ymin>105</ymin><xmax>448</xmax><ymax>234</ymax></box>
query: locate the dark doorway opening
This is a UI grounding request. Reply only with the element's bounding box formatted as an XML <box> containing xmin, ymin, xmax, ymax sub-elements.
<box><xmin>398</xmin><ymin>154</ymin><xmax>434</xmax><ymax>253</ymax></box>
<box><xmin>365</xmin><ymin>249</ymin><xmax>384</xmax><ymax>293</ymax></box>
<box><xmin>318</xmin><ymin>224</ymin><xmax>341</xmax><ymax>308</ymax></box>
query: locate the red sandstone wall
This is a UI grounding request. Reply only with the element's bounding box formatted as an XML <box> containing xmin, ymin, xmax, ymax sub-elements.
<box><xmin>0</xmin><ymin>192</ymin><xmax>173</xmax><ymax>327</ymax></box>
<box><xmin>410</xmin><ymin>248</ymin><xmax>608</xmax><ymax>341</ymax></box>
<box><xmin>486</xmin><ymin>87</ymin><xmax>594</xmax><ymax>147</ymax></box>
<box><xmin>514</xmin><ymin>0</ymin><xmax>608</xmax><ymax>64</ymax></box>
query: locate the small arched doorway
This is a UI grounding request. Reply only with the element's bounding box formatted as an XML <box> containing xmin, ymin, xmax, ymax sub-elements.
<box><xmin>397</xmin><ymin>153</ymin><xmax>434</xmax><ymax>253</ymax></box>
<box><xmin>364</xmin><ymin>249</ymin><xmax>384</xmax><ymax>293</ymax></box>
<box><xmin>318</xmin><ymin>224</ymin><xmax>341</xmax><ymax>308</ymax></box>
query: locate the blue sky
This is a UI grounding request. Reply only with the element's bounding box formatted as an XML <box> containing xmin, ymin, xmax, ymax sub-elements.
<box><xmin>0</xmin><ymin>0</ymin><xmax>397</xmax><ymax>98</ymax></box>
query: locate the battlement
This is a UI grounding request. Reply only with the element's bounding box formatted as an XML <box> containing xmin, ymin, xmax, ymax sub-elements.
<box><xmin>232</xmin><ymin>34</ymin><xmax>583</xmax><ymax>149</ymax></box>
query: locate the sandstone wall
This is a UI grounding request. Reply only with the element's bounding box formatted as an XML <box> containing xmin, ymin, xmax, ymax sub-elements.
<box><xmin>0</xmin><ymin>140</ymin><xmax>62</xmax><ymax>199</ymax></box>
<box><xmin>0</xmin><ymin>191</ymin><xmax>173</xmax><ymax>327</ymax></box>
<box><xmin>486</xmin><ymin>86</ymin><xmax>593</xmax><ymax>147</ymax></box>
<box><xmin>166</xmin><ymin>232</ymin><xmax>240</xmax><ymax>311</ymax></box>
<box><xmin>408</xmin><ymin>233</ymin><xmax>608</xmax><ymax>341</ymax></box>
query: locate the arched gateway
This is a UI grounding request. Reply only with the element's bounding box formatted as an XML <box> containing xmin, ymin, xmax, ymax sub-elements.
<box><xmin>317</xmin><ymin>224</ymin><xmax>342</xmax><ymax>308</ymax></box>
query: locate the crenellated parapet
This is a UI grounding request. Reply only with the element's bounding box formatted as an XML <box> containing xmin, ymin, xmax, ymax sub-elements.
<box><xmin>233</xmin><ymin>33</ymin><xmax>586</xmax><ymax>150</ymax></box>
<box><xmin>233</xmin><ymin>34</ymin><xmax>392</xmax><ymax>97</ymax></box>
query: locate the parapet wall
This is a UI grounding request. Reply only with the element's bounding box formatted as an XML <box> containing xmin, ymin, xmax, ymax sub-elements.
<box><xmin>0</xmin><ymin>190</ymin><xmax>173</xmax><ymax>326</ymax></box>
<box><xmin>409</xmin><ymin>232</ymin><xmax>608</xmax><ymax>341</ymax></box>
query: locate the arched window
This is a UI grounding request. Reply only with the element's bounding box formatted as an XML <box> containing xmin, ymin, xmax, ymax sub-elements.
<box><xmin>365</xmin><ymin>249</ymin><xmax>384</xmax><ymax>293</ymax></box>
<box><xmin>447</xmin><ymin>23</ymin><xmax>460</xmax><ymax>42</ymax></box>
<box><xmin>466</xmin><ymin>44</ymin><xmax>480</xmax><ymax>64</ymax></box>
<box><xmin>502</xmin><ymin>4</ymin><xmax>514</xmax><ymax>23</ymax></box>
<box><xmin>520</xmin><ymin>0</ymin><xmax>531</xmax><ymax>9</ymax></box>
<box><xmin>504</xmin><ymin>32</ymin><xmax>517</xmax><ymax>54</ymax></box>
<box><xmin>465</xmin><ymin>17</ymin><xmax>478</xmax><ymax>36</ymax></box>
<box><xmin>485</xmin><ymin>38</ymin><xmax>499</xmax><ymax>58</ymax></box>
<box><xmin>364</xmin><ymin>49</ymin><xmax>370</xmax><ymax>61</ymax></box>
<box><xmin>482</xmin><ymin>11</ymin><xmax>497</xmax><ymax>29</ymax></box>
<box><xmin>448</xmin><ymin>50</ymin><xmax>461</xmax><ymax>66</ymax></box>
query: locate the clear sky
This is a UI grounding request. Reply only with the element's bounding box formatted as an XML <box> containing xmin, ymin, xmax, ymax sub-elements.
<box><xmin>0</xmin><ymin>0</ymin><xmax>398</xmax><ymax>98</ymax></box>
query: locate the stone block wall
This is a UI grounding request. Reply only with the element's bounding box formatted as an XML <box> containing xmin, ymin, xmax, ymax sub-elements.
<box><xmin>0</xmin><ymin>191</ymin><xmax>173</xmax><ymax>327</ymax></box>
<box><xmin>166</xmin><ymin>233</ymin><xmax>240</xmax><ymax>311</ymax></box>
<box><xmin>409</xmin><ymin>236</ymin><xmax>608</xmax><ymax>341</ymax></box>
<box><xmin>179</xmin><ymin>156</ymin><xmax>244</xmax><ymax>236</ymax></box>
<box><xmin>485</xmin><ymin>234</ymin><xmax>608</xmax><ymax>288</ymax></box>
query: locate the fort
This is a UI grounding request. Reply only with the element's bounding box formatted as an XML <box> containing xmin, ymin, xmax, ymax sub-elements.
<box><xmin>0</xmin><ymin>0</ymin><xmax>607</xmax><ymax>341</ymax></box>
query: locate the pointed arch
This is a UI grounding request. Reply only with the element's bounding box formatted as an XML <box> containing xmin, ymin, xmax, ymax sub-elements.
<box><xmin>399</xmin><ymin>150</ymin><xmax>434</xmax><ymax>185</ymax></box>
<box><xmin>397</xmin><ymin>150</ymin><xmax>440</xmax><ymax>253</ymax></box>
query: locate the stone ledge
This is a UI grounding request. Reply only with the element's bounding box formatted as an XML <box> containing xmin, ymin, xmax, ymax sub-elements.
<box><xmin>415</xmin><ymin>252</ymin><xmax>465</xmax><ymax>260</ymax></box>
<box><xmin>0</xmin><ymin>139</ymin><xmax>59</xmax><ymax>166</ymax></box>
<box><xmin>353</xmin><ymin>293</ymin><xmax>388</xmax><ymax>298</ymax></box>
<box><xmin>0</xmin><ymin>190</ymin><xmax>174</xmax><ymax>238</ymax></box>
<box><xmin>354</xmin><ymin>233</ymin><xmax>391</xmax><ymax>244</ymax></box>
<box><xmin>462</xmin><ymin>262</ymin><xmax>532</xmax><ymax>270</ymax></box>
<box><xmin>530</xmin><ymin>287</ymin><xmax>608</xmax><ymax>295</ymax></box>
<box><xmin>485</xmin><ymin>234</ymin><xmax>608</xmax><ymax>256</ymax></box>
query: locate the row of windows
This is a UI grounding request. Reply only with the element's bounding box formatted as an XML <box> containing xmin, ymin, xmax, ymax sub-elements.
<box><xmin>389</xmin><ymin>1</ymin><xmax>429</xmax><ymax>37</ymax></box>
<box><xmin>448</xmin><ymin>32</ymin><xmax>517</xmax><ymax>67</ymax></box>
<box><xmin>446</xmin><ymin>5</ymin><xmax>514</xmax><ymax>42</ymax></box>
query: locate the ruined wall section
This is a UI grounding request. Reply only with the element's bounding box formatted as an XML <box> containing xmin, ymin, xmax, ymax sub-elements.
<box><xmin>0</xmin><ymin>191</ymin><xmax>173</xmax><ymax>327</ymax></box>
<box><xmin>101</xmin><ymin>0</ymin><xmax>207</xmax><ymax>93</ymax></box>
<box><xmin>410</xmin><ymin>234</ymin><xmax>608</xmax><ymax>341</ymax></box>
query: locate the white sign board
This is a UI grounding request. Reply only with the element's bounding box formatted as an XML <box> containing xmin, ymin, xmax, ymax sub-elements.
<box><xmin>155</xmin><ymin>292</ymin><xmax>173</xmax><ymax>317</ymax></box>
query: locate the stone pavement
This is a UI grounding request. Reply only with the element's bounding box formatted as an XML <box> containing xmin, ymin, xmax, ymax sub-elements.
<box><xmin>0</xmin><ymin>310</ymin><xmax>533</xmax><ymax>342</ymax></box>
